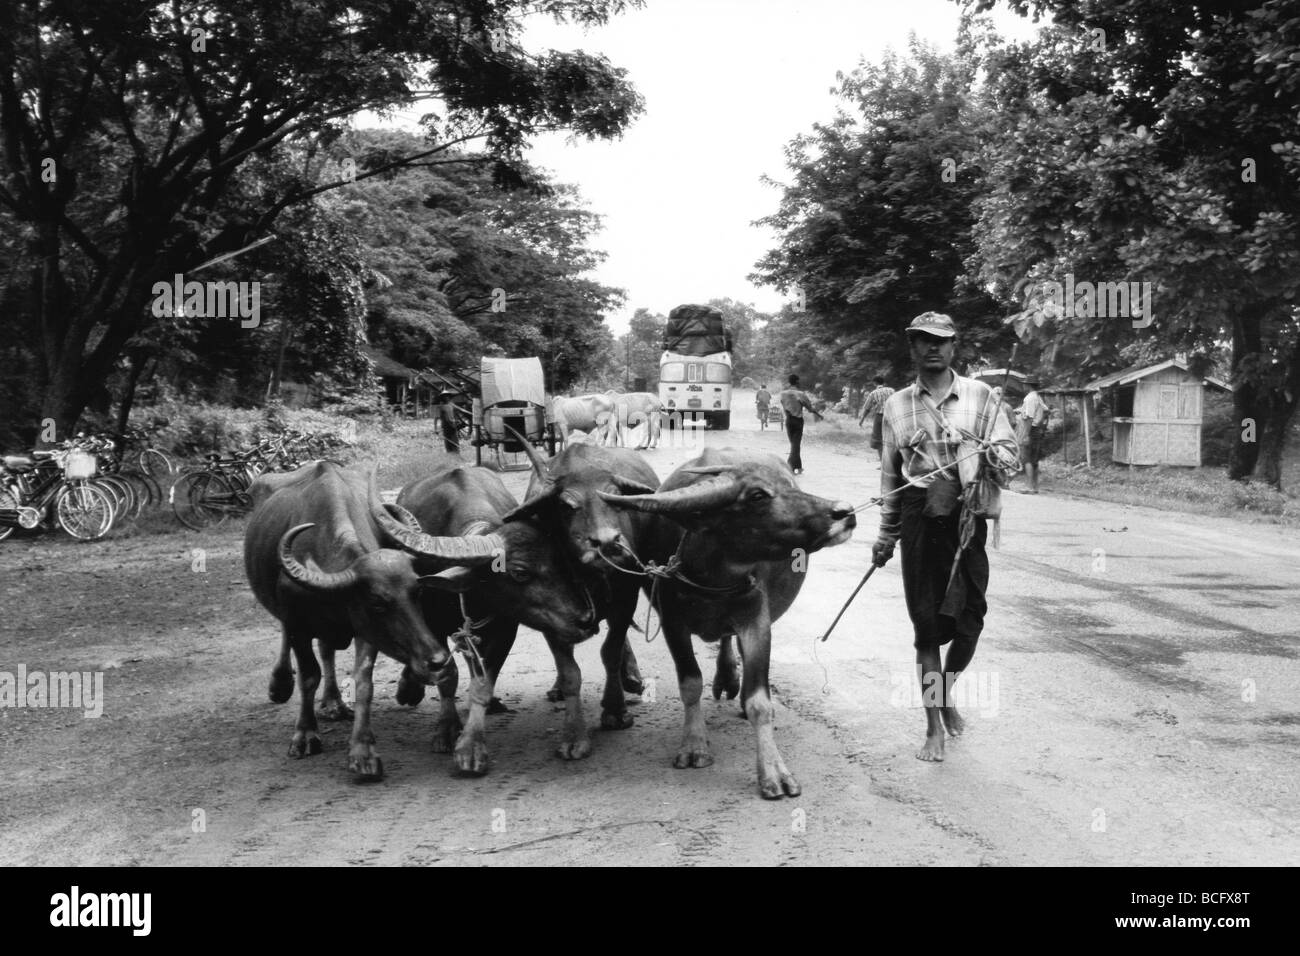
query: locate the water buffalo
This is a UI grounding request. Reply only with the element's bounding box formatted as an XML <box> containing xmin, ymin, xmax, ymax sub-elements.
<box><xmin>504</xmin><ymin>439</ymin><xmax>660</xmax><ymax>747</ymax></box>
<box><xmin>396</xmin><ymin>464</ymin><xmax>600</xmax><ymax>772</ymax></box>
<box><xmin>606</xmin><ymin>391</ymin><xmax>663</xmax><ymax>449</ymax></box>
<box><xmin>244</xmin><ymin>461</ymin><xmax>501</xmax><ymax>781</ymax></box>
<box><xmin>552</xmin><ymin>394</ymin><xmax>616</xmax><ymax>447</ymax></box>
<box><xmin>601</xmin><ymin>448</ymin><xmax>856</xmax><ymax>798</ymax></box>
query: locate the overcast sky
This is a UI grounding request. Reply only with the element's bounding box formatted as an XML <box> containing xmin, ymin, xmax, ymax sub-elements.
<box><xmin>377</xmin><ymin>1</ymin><xmax>1041</xmax><ymax>333</ymax></box>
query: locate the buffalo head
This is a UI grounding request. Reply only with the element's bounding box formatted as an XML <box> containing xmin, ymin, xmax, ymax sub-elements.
<box><xmin>598</xmin><ymin>454</ymin><xmax>856</xmax><ymax>561</ymax></box>
<box><xmin>503</xmin><ymin>433</ymin><xmax>655</xmax><ymax>569</ymax></box>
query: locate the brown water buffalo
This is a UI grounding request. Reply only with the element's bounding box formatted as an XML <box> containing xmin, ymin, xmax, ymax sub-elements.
<box><xmin>503</xmin><ymin>439</ymin><xmax>660</xmax><ymax>748</ymax></box>
<box><xmin>244</xmin><ymin>461</ymin><xmax>501</xmax><ymax>781</ymax></box>
<box><xmin>601</xmin><ymin>448</ymin><xmax>856</xmax><ymax>798</ymax></box>
<box><xmin>396</xmin><ymin>464</ymin><xmax>599</xmax><ymax>772</ymax></box>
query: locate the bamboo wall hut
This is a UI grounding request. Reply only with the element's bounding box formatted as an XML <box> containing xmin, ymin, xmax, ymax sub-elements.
<box><xmin>1084</xmin><ymin>358</ymin><xmax>1232</xmax><ymax>467</ymax></box>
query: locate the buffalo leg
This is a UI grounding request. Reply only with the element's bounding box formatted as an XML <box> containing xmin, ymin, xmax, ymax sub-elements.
<box><xmin>712</xmin><ymin>634</ymin><xmax>742</xmax><ymax>702</ymax></box>
<box><xmin>269</xmin><ymin>625</ymin><xmax>294</xmax><ymax>704</ymax></box>
<box><xmin>547</xmin><ymin>634</ymin><xmax>591</xmax><ymax>760</ymax></box>
<box><xmin>430</xmin><ymin>659</ymin><xmax>461</xmax><ymax>753</ymax></box>
<box><xmin>454</xmin><ymin>626</ymin><xmax>517</xmax><ymax>775</ymax></box>
<box><xmin>317</xmin><ymin>643</ymin><xmax>354</xmax><ymax>720</ymax></box>
<box><xmin>600</xmin><ymin>580</ymin><xmax>640</xmax><ymax>728</ymax></box>
<box><xmin>287</xmin><ymin>629</ymin><xmax>322</xmax><ymax>758</ymax></box>
<box><xmin>347</xmin><ymin>638</ymin><xmax>383</xmax><ymax>781</ymax></box>
<box><xmin>661</xmin><ymin>616</ymin><xmax>711</xmax><ymax>768</ymax></box>
<box><xmin>737</xmin><ymin>607</ymin><xmax>800</xmax><ymax>799</ymax></box>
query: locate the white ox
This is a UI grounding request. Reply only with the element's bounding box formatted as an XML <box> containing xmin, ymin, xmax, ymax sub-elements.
<box><xmin>552</xmin><ymin>394</ymin><xmax>617</xmax><ymax>448</ymax></box>
<box><xmin>605</xmin><ymin>391</ymin><xmax>662</xmax><ymax>449</ymax></box>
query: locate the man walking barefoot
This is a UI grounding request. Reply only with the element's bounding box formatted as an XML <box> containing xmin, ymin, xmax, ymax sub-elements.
<box><xmin>870</xmin><ymin>313</ymin><xmax>1018</xmax><ymax>761</ymax></box>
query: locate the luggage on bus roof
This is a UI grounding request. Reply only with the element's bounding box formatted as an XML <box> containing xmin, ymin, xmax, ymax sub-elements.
<box><xmin>663</xmin><ymin>303</ymin><xmax>731</xmax><ymax>355</ymax></box>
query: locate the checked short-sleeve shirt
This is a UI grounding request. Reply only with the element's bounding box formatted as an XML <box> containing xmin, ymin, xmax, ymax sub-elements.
<box><xmin>877</xmin><ymin>371</ymin><xmax>1019</xmax><ymax>542</ymax></box>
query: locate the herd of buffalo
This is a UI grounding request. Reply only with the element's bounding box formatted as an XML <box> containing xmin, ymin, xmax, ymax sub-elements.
<box><xmin>243</xmin><ymin>440</ymin><xmax>857</xmax><ymax>799</ymax></box>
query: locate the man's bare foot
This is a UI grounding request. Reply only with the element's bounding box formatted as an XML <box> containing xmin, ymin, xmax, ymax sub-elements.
<box><xmin>941</xmin><ymin>706</ymin><xmax>965</xmax><ymax>737</ymax></box>
<box><xmin>916</xmin><ymin>734</ymin><xmax>945</xmax><ymax>762</ymax></box>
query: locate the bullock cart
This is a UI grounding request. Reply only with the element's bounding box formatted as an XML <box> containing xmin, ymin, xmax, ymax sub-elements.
<box><xmin>473</xmin><ymin>356</ymin><xmax>556</xmax><ymax>470</ymax></box>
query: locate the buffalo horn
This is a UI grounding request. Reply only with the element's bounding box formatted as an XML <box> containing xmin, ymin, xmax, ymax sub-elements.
<box><xmin>610</xmin><ymin>474</ymin><xmax>656</xmax><ymax>495</ymax></box>
<box><xmin>368</xmin><ymin>471</ymin><xmax>504</xmax><ymax>564</ymax></box>
<box><xmin>598</xmin><ymin>475</ymin><xmax>742</xmax><ymax>514</ymax></box>
<box><xmin>278</xmin><ymin>523</ymin><xmax>359</xmax><ymax>593</ymax></box>
<box><xmin>504</xmin><ymin>423</ymin><xmax>551</xmax><ymax>480</ymax></box>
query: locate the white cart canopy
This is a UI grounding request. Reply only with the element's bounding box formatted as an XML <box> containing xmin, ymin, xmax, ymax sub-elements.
<box><xmin>480</xmin><ymin>356</ymin><xmax>546</xmax><ymax>408</ymax></box>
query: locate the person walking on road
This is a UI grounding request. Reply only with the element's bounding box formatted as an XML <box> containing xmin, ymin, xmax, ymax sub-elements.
<box><xmin>858</xmin><ymin>375</ymin><xmax>895</xmax><ymax>462</ymax></box>
<box><xmin>778</xmin><ymin>374</ymin><xmax>823</xmax><ymax>474</ymax></box>
<box><xmin>870</xmin><ymin>312</ymin><xmax>1019</xmax><ymax>762</ymax></box>
<box><xmin>1016</xmin><ymin>379</ymin><xmax>1050</xmax><ymax>494</ymax></box>
<box><xmin>756</xmin><ymin>383</ymin><xmax>773</xmax><ymax>429</ymax></box>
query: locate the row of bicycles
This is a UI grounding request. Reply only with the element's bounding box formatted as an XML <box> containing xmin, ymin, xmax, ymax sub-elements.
<box><xmin>1</xmin><ymin>424</ymin><xmax>351</xmax><ymax>541</ymax></box>
<box><xmin>169</xmin><ymin>427</ymin><xmax>350</xmax><ymax>531</ymax></box>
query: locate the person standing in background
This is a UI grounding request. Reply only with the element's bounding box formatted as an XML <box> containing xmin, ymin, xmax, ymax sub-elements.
<box><xmin>755</xmin><ymin>383</ymin><xmax>772</xmax><ymax>429</ymax></box>
<box><xmin>778</xmin><ymin>374</ymin><xmax>823</xmax><ymax>474</ymax></box>
<box><xmin>858</xmin><ymin>375</ymin><xmax>895</xmax><ymax>463</ymax></box>
<box><xmin>1016</xmin><ymin>379</ymin><xmax>1050</xmax><ymax>494</ymax></box>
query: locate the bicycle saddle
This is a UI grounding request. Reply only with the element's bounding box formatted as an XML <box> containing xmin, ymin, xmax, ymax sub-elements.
<box><xmin>3</xmin><ymin>456</ymin><xmax>35</xmax><ymax>470</ymax></box>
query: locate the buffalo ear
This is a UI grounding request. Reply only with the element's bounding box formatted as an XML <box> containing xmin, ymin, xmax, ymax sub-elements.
<box><xmin>418</xmin><ymin>567</ymin><xmax>475</xmax><ymax>593</ymax></box>
<box><xmin>502</xmin><ymin>485</ymin><xmax>557</xmax><ymax>523</ymax></box>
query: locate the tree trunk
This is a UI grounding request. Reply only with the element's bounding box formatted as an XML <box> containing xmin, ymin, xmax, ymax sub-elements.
<box><xmin>1227</xmin><ymin>305</ymin><xmax>1266</xmax><ymax>480</ymax></box>
<box><xmin>113</xmin><ymin>349</ymin><xmax>153</xmax><ymax>438</ymax></box>
<box><xmin>1255</xmin><ymin>344</ymin><xmax>1300</xmax><ymax>491</ymax></box>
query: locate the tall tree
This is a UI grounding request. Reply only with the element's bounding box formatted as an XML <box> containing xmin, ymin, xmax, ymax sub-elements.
<box><xmin>0</xmin><ymin>0</ymin><xmax>643</xmax><ymax>442</ymax></box>
<box><xmin>752</xmin><ymin>36</ymin><xmax>1013</xmax><ymax>388</ymax></box>
<box><xmin>970</xmin><ymin>0</ymin><xmax>1300</xmax><ymax>487</ymax></box>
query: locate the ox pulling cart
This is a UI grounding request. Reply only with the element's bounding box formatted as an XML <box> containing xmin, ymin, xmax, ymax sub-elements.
<box><xmin>473</xmin><ymin>356</ymin><xmax>556</xmax><ymax>470</ymax></box>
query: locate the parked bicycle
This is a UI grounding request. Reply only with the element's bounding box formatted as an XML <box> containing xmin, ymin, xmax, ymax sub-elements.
<box><xmin>0</xmin><ymin>444</ymin><xmax>117</xmax><ymax>541</ymax></box>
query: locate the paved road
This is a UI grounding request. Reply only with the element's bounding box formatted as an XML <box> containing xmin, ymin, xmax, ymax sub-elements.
<box><xmin>1</xmin><ymin>407</ymin><xmax>1296</xmax><ymax>865</ymax></box>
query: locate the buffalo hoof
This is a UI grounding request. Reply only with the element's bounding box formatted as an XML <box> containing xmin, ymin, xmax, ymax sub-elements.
<box><xmin>395</xmin><ymin>676</ymin><xmax>426</xmax><ymax>707</ymax></box>
<box><xmin>348</xmin><ymin>747</ymin><xmax>384</xmax><ymax>782</ymax></box>
<box><xmin>673</xmin><ymin>742</ymin><xmax>713</xmax><ymax>769</ymax></box>
<box><xmin>317</xmin><ymin>699</ymin><xmax>353</xmax><ymax>721</ymax></box>
<box><xmin>268</xmin><ymin>670</ymin><xmax>293</xmax><ymax>704</ymax></box>
<box><xmin>545</xmin><ymin>683</ymin><xmax>566</xmax><ymax>703</ymax></box>
<box><xmin>712</xmin><ymin>669</ymin><xmax>740</xmax><ymax>701</ymax></box>
<box><xmin>288</xmin><ymin>732</ymin><xmax>322</xmax><ymax>758</ymax></box>
<box><xmin>601</xmin><ymin>710</ymin><xmax>634</xmax><ymax>730</ymax></box>
<box><xmin>454</xmin><ymin>737</ymin><xmax>491</xmax><ymax>776</ymax></box>
<box><xmin>486</xmin><ymin>696</ymin><xmax>510</xmax><ymax>715</ymax></box>
<box><xmin>758</xmin><ymin>772</ymin><xmax>801</xmax><ymax>800</ymax></box>
<box><xmin>621</xmin><ymin>649</ymin><xmax>645</xmax><ymax>695</ymax></box>
<box><xmin>556</xmin><ymin>738</ymin><xmax>592</xmax><ymax>761</ymax></box>
<box><xmin>431</xmin><ymin>715</ymin><xmax>462</xmax><ymax>754</ymax></box>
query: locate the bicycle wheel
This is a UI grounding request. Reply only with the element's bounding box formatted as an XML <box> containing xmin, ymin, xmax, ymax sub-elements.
<box><xmin>123</xmin><ymin>470</ymin><xmax>163</xmax><ymax>510</ymax></box>
<box><xmin>139</xmin><ymin>448</ymin><xmax>173</xmax><ymax>478</ymax></box>
<box><xmin>56</xmin><ymin>481</ymin><xmax>115</xmax><ymax>540</ymax></box>
<box><xmin>172</xmin><ymin>471</ymin><xmax>235</xmax><ymax>530</ymax></box>
<box><xmin>96</xmin><ymin>474</ymin><xmax>139</xmax><ymax>519</ymax></box>
<box><xmin>0</xmin><ymin>486</ymin><xmax>18</xmax><ymax>542</ymax></box>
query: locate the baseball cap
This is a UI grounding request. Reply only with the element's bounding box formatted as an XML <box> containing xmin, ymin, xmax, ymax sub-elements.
<box><xmin>905</xmin><ymin>312</ymin><xmax>957</xmax><ymax>338</ymax></box>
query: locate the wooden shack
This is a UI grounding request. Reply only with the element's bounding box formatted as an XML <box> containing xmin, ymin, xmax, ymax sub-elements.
<box><xmin>1085</xmin><ymin>358</ymin><xmax>1231</xmax><ymax>467</ymax></box>
<box><xmin>362</xmin><ymin>346</ymin><xmax>422</xmax><ymax>415</ymax></box>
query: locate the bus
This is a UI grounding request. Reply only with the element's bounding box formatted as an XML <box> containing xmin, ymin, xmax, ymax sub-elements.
<box><xmin>658</xmin><ymin>353</ymin><xmax>732</xmax><ymax>430</ymax></box>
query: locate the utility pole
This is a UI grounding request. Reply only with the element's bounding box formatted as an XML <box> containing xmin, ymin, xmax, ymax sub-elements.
<box><xmin>625</xmin><ymin>335</ymin><xmax>630</xmax><ymax>391</ymax></box>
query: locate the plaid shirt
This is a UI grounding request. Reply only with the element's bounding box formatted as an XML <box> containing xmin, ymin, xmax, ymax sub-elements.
<box><xmin>858</xmin><ymin>385</ymin><xmax>895</xmax><ymax>424</ymax></box>
<box><xmin>877</xmin><ymin>371</ymin><xmax>1019</xmax><ymax>542</ymax></box>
